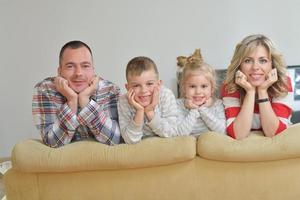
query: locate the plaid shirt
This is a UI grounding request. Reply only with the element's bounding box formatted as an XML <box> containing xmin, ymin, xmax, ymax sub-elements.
<box><xmin>32</xmin><ymin>77</ymin><xmax>121</xmax><ymax>147</ymax></box>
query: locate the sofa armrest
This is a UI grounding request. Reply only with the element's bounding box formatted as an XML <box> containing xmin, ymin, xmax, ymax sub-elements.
<box><xmin>197</xmin><ymin>123</ymin><xmax>300</xmax><ymax>162</ymax></box>
<box><xmin>12</xmin><ymin>136</ymin><xmax>196</xmax><ymax>173</ymax></box>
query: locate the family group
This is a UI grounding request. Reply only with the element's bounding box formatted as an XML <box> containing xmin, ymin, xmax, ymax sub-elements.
<box><xmin>32</xmin><ymin>34</ymin><xmax>293</xmax><ymax>148</ymax></box>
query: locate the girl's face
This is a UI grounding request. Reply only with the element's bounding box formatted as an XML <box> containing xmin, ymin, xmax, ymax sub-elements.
<box><xmin>239</xmin><ymin>45</ymin><xmax>273</xmax><ymax>87</ymax></box>
<box><xmin>183</xmin><ymin>73</ymin><xmax>212</xmax><ymax>106</ymax></box>
<box><xmin>126</xmin><ymin>69</ymin><xmax>161</xmax><ymax>107</ymax></box>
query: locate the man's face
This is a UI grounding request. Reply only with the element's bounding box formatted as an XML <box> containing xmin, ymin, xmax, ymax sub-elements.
<box><xmin>126</xmin><ymin>69</ymin><xmax>161</xmax><ymax>107</ymax></box>
<box><xmin>58</xmin><ymin>47</ymin><xmax>95</xmax><ymax>93</ymax></box>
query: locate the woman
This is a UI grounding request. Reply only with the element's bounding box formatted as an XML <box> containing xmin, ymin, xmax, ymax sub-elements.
<box><xmin>221</xmin><ymin>34</ymin><xmax>293</xmax><ymax>139</ymax></box>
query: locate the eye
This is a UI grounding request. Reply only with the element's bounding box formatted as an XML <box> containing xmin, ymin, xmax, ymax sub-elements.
<box><xmin>83</xmin><ymin>64</ymin><xmax>91</xmax><ymax>68</ymax></box>
<box><xmin>65</xmin><ymin>65</ymin><xmax>74</xmax><ymax>69</ymax></box>
<box><xmin>243</xmin><ymin>58</ymin><xmax>252</xmax><ymax>64</ymax></box>
<box><xmin>132</xmin><ymin>84</ymin><xmax>140</xmax><ymax>88</ymax></box>
<box><xmin>147</xmin><ymin>82</ymin><xmax>154</xmax><ymax>86</ymax></box>
<box><xmin>189</xmin><ymin>85</ymin><xmax>196</xmax><ymax>88</ymax></box>
<box><xmin>259</xmin><ymin>58</ymin><xmax>268</xmax><ymax>64</ymax></box>
<box><xmin>201</xmin><ymin>84</ymin><xmax>208</xmax><ymax>89</ymax></box>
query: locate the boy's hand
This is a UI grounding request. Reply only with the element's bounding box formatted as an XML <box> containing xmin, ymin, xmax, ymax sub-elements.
<box><xmin>258</xmin><ymin>68</ymin><xmax>278</xmax><ymax>91</ymax></box>
<box><xmin>127</xmin><ymin>89</ymin><xmax>144</xmax><ymax>112</ymax></box>
<box><xmin>235</xmin><ymin>70</ymin><xmax>255</xmax><ymax>92</ymax></box>
<box><xmin>144</xmin><ymin>86</ymin><xmax>160</xmax><ymax>121</ymax></box>
<box><xmin>78</xmin><ymin>75</ymin><xmax>100</xmax><ymax>108</ymax></box>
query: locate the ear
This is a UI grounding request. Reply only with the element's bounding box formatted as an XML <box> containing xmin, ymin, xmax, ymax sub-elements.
<box><xmin>157</xmin><ymin>80</ymin><xmax>162</xmax><ymax>89</ymax></box>
<box><xmin>125</xmin><ymin>83</ymin><xmax>129</xmax><ymax>91</ymax></box>
<box><xmin>57</xmin><ymin>66</ymin><xmax>61</xmax><ymax>76</ymax></box>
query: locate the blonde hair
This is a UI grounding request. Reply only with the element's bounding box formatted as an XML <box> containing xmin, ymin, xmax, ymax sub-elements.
<box><xmin>177</xmin><ymin>49</ymin><xmax>217</xmax><ymax>98</ymax></box>
<box><xmin>225</xmin><ymin>34</ymin><xmax>288</xmax><ymax>98</ymax></box>
<box><xmin>126</xmin><ymin>56</ymin><xmax>159</xmax><ymax>81</ymax></box>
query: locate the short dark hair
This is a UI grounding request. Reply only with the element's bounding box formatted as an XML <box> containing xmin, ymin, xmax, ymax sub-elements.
<box><xmin>59</xmin><ymin>40</ymin><xmax>93</xmax><ymax>66</ymax></box>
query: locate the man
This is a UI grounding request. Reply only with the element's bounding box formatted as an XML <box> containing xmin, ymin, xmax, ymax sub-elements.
<box><xmin>32</xmin><ymin>41</ymin><xmax>121</xmax><ymax>147</ymax></box>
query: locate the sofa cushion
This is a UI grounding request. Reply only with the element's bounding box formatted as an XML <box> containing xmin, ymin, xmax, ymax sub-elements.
<box><xmin>197</xmin><ymin>124</ymin><xmax>300</xmax><ymax>162</ymax></box>
<box><xmin>12</xmin><ymin>136</ymin><xmax>196</xmax><ymax>173</ymax></box>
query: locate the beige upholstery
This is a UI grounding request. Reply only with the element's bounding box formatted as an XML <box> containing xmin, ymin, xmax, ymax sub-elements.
<box><xmin>4</xmin><ymin>123</ymin><xmax>300</xmax><ymax>200</ymax></box>
<box><xmin>197</xmin><ymin>124</ymin><xmax>300</xmax><ymax>162</ymax></box>
<box><xmin>12</xmin><ymin>136</ymin><xmax>196</xmax><ymax>172</ymax></box>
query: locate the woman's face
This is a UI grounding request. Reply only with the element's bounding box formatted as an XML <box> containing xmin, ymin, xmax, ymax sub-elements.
<box><xmin>239</xmin><ymin>45</ymin><xmax>272</xmax><ymax>87</ymax></box>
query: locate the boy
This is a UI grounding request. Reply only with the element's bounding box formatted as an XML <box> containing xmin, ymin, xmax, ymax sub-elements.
<box><xmin>118</xmin><ymin>56</ymin><xmax>178</xmax><ymax>144</ymax></box>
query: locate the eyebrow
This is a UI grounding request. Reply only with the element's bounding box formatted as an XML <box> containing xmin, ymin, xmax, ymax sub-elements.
<box><xmin>64</xmin><ymin>61</ymin><xmax>92</xmax><ymax>65</ymax></box>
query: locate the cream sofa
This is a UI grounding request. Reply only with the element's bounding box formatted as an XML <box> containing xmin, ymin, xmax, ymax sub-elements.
<box><xmin>4</xmin><ymin>123</ymin><xmax>300</xmax><ymax>200</ymax></box>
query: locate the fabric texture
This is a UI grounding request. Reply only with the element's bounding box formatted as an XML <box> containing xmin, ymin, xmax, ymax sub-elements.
<box><xmin>118</xmin><ymin>86</ymin><xmax>178</xmax><ymax>144</ymax></box>
<box><xmin>11</xmin><ymin>136</ymin><xmax>196</xmax><ymax>173</ymax></box>
<box><xmin>32</xmin><ymin>77</ymin><xmax>121</xmax><ymax>147</ymax></box>
<box><xmin>176</xmin><ymin>98</ymin><xmax>226</xmax><ymax>136</ymax></box>
<box><xmin>197</xmin><ymin>123</ymin><xmax>300</xmax><ymax>161</ymax></box>
<box><xmin>221</xmin><ymin>77</ymin><xmax>293</xmax><ymax>138</ymax></box>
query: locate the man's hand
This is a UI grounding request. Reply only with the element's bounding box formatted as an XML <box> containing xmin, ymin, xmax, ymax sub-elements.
<box><xmin>54</xmin><ymin>76</ymin><xmax>78</xmax><ymax>113</ymax></box>
<box><xmin>144</xmin><ymin>86</ymin><xmax>160</xmax><ymax>121</ymax></box>
<box><xmin>235</xmin><ymin>70</ymin><xmax>255</xmax><ymax>92</ymax></box>
<box><xmin>258</xmin><ymin>68</ymin><xmax>278</xmax><ymax>91</ymax></box>
<box><xmin>78</xmin><ymin>75</ymin><xmax>100</xmax><ymax>108</ymax></box>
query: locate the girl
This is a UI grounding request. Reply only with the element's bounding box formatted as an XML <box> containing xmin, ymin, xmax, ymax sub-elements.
<box><xmin>176</xmin><ymin>49</ymin><xmax>226</xmax><ymax>136</ymax></box>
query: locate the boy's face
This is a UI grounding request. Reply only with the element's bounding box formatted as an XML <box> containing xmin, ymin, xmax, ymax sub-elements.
<box><xmin>126</xmin><ymin>69</ymin><xmax>161</xmax><ymax>107</ymax></box>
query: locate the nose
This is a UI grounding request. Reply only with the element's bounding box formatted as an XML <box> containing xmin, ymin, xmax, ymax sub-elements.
<box><xmin>141</xmin><ymin>85</ymin><xmax>147</xmax><ymax>93</ymax></box>
<box><xmin>196</xmin><ymin>87</ymin><xmax>202</xmax><ymax>94</ymax></box>
<box><xmin>251</xmin><ymin>60</ymin><xmax>260</xmax><ymax>70</ymax></box>
<box><xmin>74</xmin><ymin>66</ymin><xmax>83</xmax><ymax>75</ymax></box>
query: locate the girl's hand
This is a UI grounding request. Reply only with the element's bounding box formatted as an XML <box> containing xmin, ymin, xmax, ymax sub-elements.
<box><xmin>184</xmin><ymin>98</ymin><xmax>199</xmax><ymax>109</ymax></box>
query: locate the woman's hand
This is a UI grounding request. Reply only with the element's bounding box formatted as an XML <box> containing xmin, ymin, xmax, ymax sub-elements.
<box><xmin>258</xmin><ymin>68</ymin><xmax>278</xmax><ymax>91</ymax></box>
<box><xmin>235</xmin><ymin>70</ymin><xmax>255</xmax><ymax>92</ymax></box>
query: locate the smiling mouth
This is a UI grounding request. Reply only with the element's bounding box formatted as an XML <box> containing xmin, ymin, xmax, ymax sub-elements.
<box><xmin>250</xmin><ymin>74</ymin><xmax>264</xmax><ymax>80</ymax></box>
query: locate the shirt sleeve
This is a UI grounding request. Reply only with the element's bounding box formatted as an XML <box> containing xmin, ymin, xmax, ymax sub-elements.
<box><xmin>221</xmin><ymin>84</ymin><xmax>241</xmax><ymax>138</ymax></box>
<box><xmin>272</xmin><ymin>76</ymin><xmax>293</xmax><ymax>135</ymax></box>
<box><xmin>198</xmin><ymin>99</ymin><xmax>226</xmax><ymax>134</ymax></box>
<box><xmin>32</xmin><ymin>84</ymin><xmax>79</xmax><ymax>147</ymax></box>
<box><xmin>77</xmin><ymin>83</ymin><xmax>121</xmax><ymax>145</ymax></box>
<box><xmin>117</xmin><ymin>95</ymin><xmax>144</xmax><ymax>144</ymax></box>
<box><xmin>146</xmin><ymin>88</ymin><xmax>178</xmax><ymax>137</ymax></box>
<box><xmin>175</xmin><ymin>99</ymin><xmax>200</xmax><ymax>136</ymax></box>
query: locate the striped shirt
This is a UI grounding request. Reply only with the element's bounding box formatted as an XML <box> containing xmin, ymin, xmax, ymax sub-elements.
<box><xmin>32</xmin><ymin>77</ymin><xmax>121</xmax><ymax>147</ymax></box>
<box><xmin>176</xmin><ymin>98</ymin><xmax>226</xmax><ymax>136</ymax></box>
<box><xmin>221</xmin><ymin>77</ymin><xmax>293</xmax><ymax>138</ymax></box>
<box><xmin>118</xmin><ymin>86</ymin><xmax>178</xmax><ymax>144</ymax></box>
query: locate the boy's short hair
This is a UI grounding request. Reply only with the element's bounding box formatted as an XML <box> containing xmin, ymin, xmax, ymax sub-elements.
<box><xmin>126</xmin><ymin>56</ymin><xmax>159</xmax><ymax>81</ymax></box>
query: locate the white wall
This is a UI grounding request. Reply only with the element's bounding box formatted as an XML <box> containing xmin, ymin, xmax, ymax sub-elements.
<box><xmin>1</xmin><ymin>0</ymin><xmax>300</xmax><ymax>157</ymax></box>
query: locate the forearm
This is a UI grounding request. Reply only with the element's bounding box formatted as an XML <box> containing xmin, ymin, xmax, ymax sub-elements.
<box><xmin>199</xmin><ymin>105</ymin><xmax>226</xmax><ymax>134</ymax></box>
<box><xmin>257</xmin><ymin>89</ymin><xmax>279</xmax><ymax>137</ymax></box>
<box><xmin>120</xmin><ymin>120</ymin><xmax>144</xmax><ymax>144</ymax></box>
<box><xmin>33</xmin><ymin>103</ymin><xmax>79</xmax><ymax>147</ymax></box>
<box><xmin>233</xmin><ymin>92</ymin><xmax>255</xmax><ymax>139</ymax></box>
<box><xmin>176</xmin><ymin>109</ymin><xmax>199</xmax><ymax>136</ymax></box>
<box><xmin>78</xmin><ymin>100</ymin><xmax>121</xmax><ymax>145</ymax></box>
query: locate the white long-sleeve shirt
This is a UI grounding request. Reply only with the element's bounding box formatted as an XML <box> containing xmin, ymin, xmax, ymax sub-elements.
<box><xmin>176</xmin><ymin>98</ymin><xmax>226</xmax><ymax>137</ymax></box>
<box><xmin>118</xmin><ymin>86</ymin><xmax>178</xmax><ymax>144</ymax></box>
